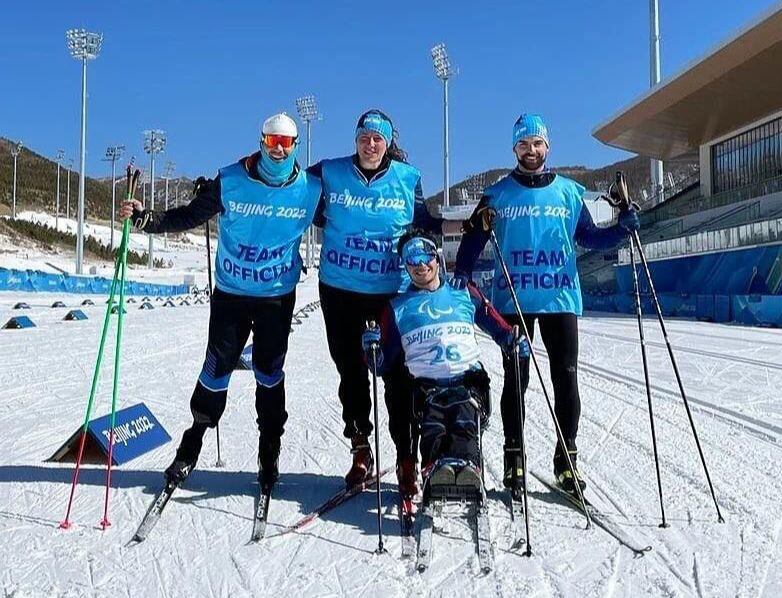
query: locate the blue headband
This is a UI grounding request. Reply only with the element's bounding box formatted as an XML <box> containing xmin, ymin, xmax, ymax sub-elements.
<box><xmin>513</xmin><ymin>113</ymin><xmax>549</xmax><ymax>147</ymax></box>
<box><xmin>356</xmin><ymin>113</ymin><xmax>393</xmax><ymax>145</ymax></box>
<box><xmin>401</xmin><ymin>237</ymin><xmax>438</xmax><ymax>266</ymax></box>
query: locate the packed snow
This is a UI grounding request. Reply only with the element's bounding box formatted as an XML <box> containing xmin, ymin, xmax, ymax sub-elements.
<box><xmin>1</xmin><ymin>270</ymin><xmax>781</xmax><ymax>596</ymax></box>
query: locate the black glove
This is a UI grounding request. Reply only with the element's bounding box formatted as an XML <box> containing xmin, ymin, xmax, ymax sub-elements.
<box><xmin>132</xmin><ymin>207</ymin><xmax>152</xmax><ymax>231</ymax></box>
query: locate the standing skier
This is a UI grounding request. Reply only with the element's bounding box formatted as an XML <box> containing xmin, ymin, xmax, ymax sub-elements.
<box><xmin>362</xmin><ymin>230</ymin><xmax>529</xmax><ymax>498</ymax></box>
<box><xmin>454</xmin><ymin>113</ymin><xmax>640</xmax><ymax>495</ymax></box>
<box><xmin>119</xmin><ymin>113</ymin><xmax>321</xmax><ymax>491</ymax></box>
<box><xmin>310</xmin><ymin>109</ymin><xmax>455</xmax><ymax>496</ymax></box>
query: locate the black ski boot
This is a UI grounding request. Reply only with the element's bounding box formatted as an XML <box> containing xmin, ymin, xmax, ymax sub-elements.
<box><xmin>554</xmin><ymin>441</ymin><xmax>586</xmax><ymax>495</ymax></box>
<box><xmin>503</xmin><ymin>445</ymin><xmax>525</xmax><ymax>499</ymax></box>
<box><xmin>164</xmin><ymin>424</ymin><xmax>206</xmax><ymax>484</ymax></box>
<box><xmin>258</xmin><ymin>437</ymin><xmax>281</xmax><ymax>492</ymax></box>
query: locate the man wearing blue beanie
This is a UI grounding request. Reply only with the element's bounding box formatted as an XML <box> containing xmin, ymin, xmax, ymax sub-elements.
<box><xmin>454</xmin><ymin>113</ymin><xmax>640</xmax><ymax>498</ymax></box>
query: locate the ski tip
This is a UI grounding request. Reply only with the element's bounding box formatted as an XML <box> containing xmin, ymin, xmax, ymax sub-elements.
<box><xmin>130</xmin><ymin>534</ymin><xmax>145</xmax><ymax>544</ymax></box>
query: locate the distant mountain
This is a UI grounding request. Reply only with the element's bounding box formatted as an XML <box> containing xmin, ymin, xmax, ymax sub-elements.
<box><xmin>425</xmin><ymin>155</ymin><xmax>699</xmax><ymax>211</ymax></box>
<box><xmin>0</xmin><ymin>137</ymin><xmax>192</xmax><ymax>220</ymax></box>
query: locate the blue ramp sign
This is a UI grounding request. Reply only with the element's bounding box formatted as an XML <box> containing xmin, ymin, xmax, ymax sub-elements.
<box><xmin>48</xmin><ymin>403</ymin><xmax>171</xmax><ymax>466</ymax></box>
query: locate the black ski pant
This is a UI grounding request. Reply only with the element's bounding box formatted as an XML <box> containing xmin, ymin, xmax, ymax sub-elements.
<box><xmin>319</xmin><ymin>281</ymin><xmax>417</xmax><ymax>461</ymax></box>
<box><xmin>501</xmin><ymin>312</ymin><xmax>581</xmax><ymax>461</ymax></box>
<box><xmin>178</xmin><ymin>288</ymin><xmax>296</xmax><ymax>459</ymax></box>
<box><xmin>417</xmin><ymin>381</ymin><xmax>482</xmax><ymax>469</ymax></box>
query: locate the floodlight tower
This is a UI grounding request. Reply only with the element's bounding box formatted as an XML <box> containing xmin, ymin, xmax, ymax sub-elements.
<box><xmin>66</xmin><ymin>28</ymin><xmax>103</xmax><ymax>274</ymax></box>
<box><xmin>162</xmin><ymin>160</ymin><xmax>176</xmax><ymax>249</ymax></box>
<box><xmin>10</xmin><ymin>141</ymin><xmax>23</xmax><ymax>219</ymax></box>
<box><xmin>103</xmin><ymin>145</ymin><xmax>125</xmax><ymax>250</ymax></box>
<box><xmin>431</xmin><ymin>43</ymin><xmax>457</xmax><ymax>209</ymax></box>
<box><xmin>66</xmin><ymin>158</ymin><xmax>74</xmax><ymax>219</ymax></box>
<box><xmin>54</xmin><ymin>149</ymin><xmax>65</xmax><ymax>230</ymax></box>
<box><xmin>649</xmin><ymin>0</ymin><xmax>664</xmax><ymax>200</ymax></box>
<box><xmin>296</xmin><ymin>94</ymin><xmax>321</xmax><ymax>267</ymax></box>
<box><xmin>143</xmin><ymin>129</ymin><xmax>166</xmax><ymax>268</ymax></box>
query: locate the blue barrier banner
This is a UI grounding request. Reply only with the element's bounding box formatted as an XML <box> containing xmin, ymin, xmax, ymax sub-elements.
<box><xmin>0</xmin><ymin>267</ymin><xmax>192</xmax><ymax>297</ymax></box>
<box><xmin>616</xmin><ymin>244</ymin><xmax>782</xmax><ymax>295</ymax></box>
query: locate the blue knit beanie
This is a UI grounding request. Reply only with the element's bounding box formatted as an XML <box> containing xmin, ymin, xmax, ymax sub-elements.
<box><xmin>512</xmin><ymin>113</ymin><xmax>549</xmax><ymax>147</ymax></box>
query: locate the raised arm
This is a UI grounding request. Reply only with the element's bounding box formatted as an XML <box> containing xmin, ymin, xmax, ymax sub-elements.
<box><xmin>124</xmin><ymin>176</ymin><xmax>223</xmax><ymax>234</ymax></box>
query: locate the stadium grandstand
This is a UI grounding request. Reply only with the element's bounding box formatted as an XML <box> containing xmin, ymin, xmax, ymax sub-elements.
<box><xmin>584</xmin><ymin>2</ymin><xmax>782</xmax><ymax>326</ymax></box>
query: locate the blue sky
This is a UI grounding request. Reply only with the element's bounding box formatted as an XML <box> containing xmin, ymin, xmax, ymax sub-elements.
<box><xmin>0</xmin><ymin>0</ymin><xmax>777</xmax><ymax>195</ymax></box>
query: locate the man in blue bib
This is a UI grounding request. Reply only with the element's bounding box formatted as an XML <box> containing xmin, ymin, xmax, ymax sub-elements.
<box><xmin>120</xmin><ymin>113</ymin><xmax>321</xmax><ymax>491</ymax></box>
<box><xmin>362</xmin><ymin>230</ymin><xmax>529</xmax><ymax>498</ymax></box>
<box><xmin>455</xmin><ymin>114</ymin><xmax>639</xmax><ymax>495</ymax></box>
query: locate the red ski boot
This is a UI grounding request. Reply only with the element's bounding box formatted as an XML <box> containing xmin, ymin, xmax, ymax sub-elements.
<box><xmin>345</xmin><ymin>435</ymin><xmax>374</xmax><ymax>487</ymax></box>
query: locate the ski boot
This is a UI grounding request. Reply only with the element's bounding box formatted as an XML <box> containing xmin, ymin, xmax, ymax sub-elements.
<box><xmin>164</xmin><ymin>425</ymin><xmax>205</xmax><ymax>484</ymax></box>
<box><xmin>503</xmin><ymin>445</ymin><xmax>525</xmax><ymax>500</ymax></box>
<box><xmin>345</xmin><ymin>435</ymin><xmax>374</xmax><ymax>488</ymax></box>
<box><xmin>554</xmin><ymin>443</ymin><xmax>586</xmax><ymax>495</ymax></box>
<box><xmin>258</xmin><ymin>437</ymin><xmax>281</xmax><ymax>492</ymax></box>
<box><xmin>455</xmin><ymin>461</ymin><xmax>483</xmax><ymax>493</ymax></box>
<box><xmin>396</xmin><ymin>455</ymin><xmax>419</xmax><ymax>498</ymax></box>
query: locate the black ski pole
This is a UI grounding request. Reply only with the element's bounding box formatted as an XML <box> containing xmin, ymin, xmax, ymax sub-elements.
<box><xmin>368</xmin><ymin>322</ymin><xmax>386</xmax><ymax>554</ymax></box>
<box><xmin>606</xmin><ymin>170</ymin><xmax>722</xmax><ymax>523</ymax></box>
<box><xmin>512</xmin><ymin>340</ymin><xmax>533</xmax><ymax>556</ymax></box>
<box><xmin>630</xmin><ymin>230</ymin><xmax>724</xmax><ymax>523</ymax></box>
<box><xmin>488</xmin><ymin>229</ymin><xmax>592</xmax><ymax>528</ymax></box>
<box><xmin>629</xmin><ymin>238</ymin><xmax>668</xmax><ymax>528</ymax></box>
<box><xmin>204</xmin><ymin>218</ymin><xmax>224</xmax><ymax>468</ymax></box>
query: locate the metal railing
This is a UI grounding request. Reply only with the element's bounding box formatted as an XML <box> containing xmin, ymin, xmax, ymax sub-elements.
<box><xmin>618</xmin><ymin>215</ymin><xmax>782</xmax><ymax>265</ymax></box>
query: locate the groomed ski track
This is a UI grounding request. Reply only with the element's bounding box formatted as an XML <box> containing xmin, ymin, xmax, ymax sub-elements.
<box><xmin>1</xmin><ymin>274</ymin><xmax>781</xmax><ymax>597</ymax></box>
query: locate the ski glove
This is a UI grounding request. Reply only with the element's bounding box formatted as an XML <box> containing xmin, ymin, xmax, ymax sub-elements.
<box><xmin>362</xmin><ymin>325</ymin><xmax>384</xmax><ymax>373</ymax></box>
<box><xmin>132</xmin><ymin>207</ymin><xmax>152</xmax><ymax>231</ymax></box>
<box><xmin>504</xmin><ymin>325</ymin><xmax>531</xmax><ymax>358</ymax></box>
<box><xmin>449</xmin><ymin>274</ymin><xmax>469</xmax><ymax>290</ymax></box>
<box><xmin>618</xmin><ymin>209</ymin><xmax>640</xmax><ymax>232</ymax></box>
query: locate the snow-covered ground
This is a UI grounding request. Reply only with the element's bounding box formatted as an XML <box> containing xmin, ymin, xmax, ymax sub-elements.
<box><xmin>1</xmin><ymin>275</ymin><xmax>781</xmax><ymax>597</ymax></box>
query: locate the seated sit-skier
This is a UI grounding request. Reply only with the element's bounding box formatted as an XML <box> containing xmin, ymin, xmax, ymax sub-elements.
<box><xmin>362</xmin><ymin>230</ymin><xmax>529</xmax><ymax>498</ymax></box>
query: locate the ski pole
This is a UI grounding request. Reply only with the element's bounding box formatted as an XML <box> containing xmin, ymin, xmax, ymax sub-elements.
<box><xmin>100</xmin><ymin>220</ymin><xmax>131</xmax><ymax>529</ymax></box>
<box><xmin>368</xmin><ymin>321</ymin><xmax>386</xmax><ymax>554</ymax></box>
<box><xmin>60</xmin><ymin>166</ymin><xmax>139</xmax><ymax>530</ymax></box>
<box><xmin>629</xmin><ymin>238</ymin><xmax>668</xmax><ymax>528</ymax></box>
<box><xmin>606</xmin><ymin>170</ymin><xmax>722</xmax><ymax>523</ymax></box>
<box><xmin>204</xmin><ymin>217</ymin><xmax>225</xmax><ymax>468</ymax></box>
<box><xmin>512</xmin><ymin>340</ymin><xmax>533</xmax><ymax>556</ymax></box>
<box><xmin>99</xmin><ymin>167</ymin><xmax>139</xmax><ymax>529</ymax></box>
<box><xmin>59</xmin><ymin>254</ymin><xmax>123</xmax><ymax>529</ymax></box>
<box><xmin>488</xmin><ymin>229</ymin><xmax>592</xmax><ymax>528</ymax></box>
<box><xmin>631</xmin><ymin>230</ymin><xmax>724</xmax><ymax>523</ymax></box>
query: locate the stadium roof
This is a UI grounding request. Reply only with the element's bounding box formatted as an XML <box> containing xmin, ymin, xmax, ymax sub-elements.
<box><xmin>593</xmin><ymin>3</ymin><xmax>782</xmax><ymax>160</ymax></box>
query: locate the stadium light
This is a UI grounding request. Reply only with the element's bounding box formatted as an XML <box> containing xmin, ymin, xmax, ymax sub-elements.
<box><xmin>66</xmin><ymin>158</ymin><xmax>74</xmax><ymax>219</ymax></box>
<box><xmin>162</xmin><ymin>160</ymin><xmax>176</xmax><ymax>249</ymax></box>
<box><xmin>66</xmin><ymin>28</ymin><xmax>103</xmax><ymax>274</ymax></box>
<box><xmin>10</xmin><ymin>141</ymin><xmax>23</xmax><ymax>219</ymax></box>
<box><xmin>296</xmin><ymin>94</ymin><xmax>321</xmax><ymax>267</ymax></box>
<box><xmin>143</xmin><ymin>130</ymin><xmax>166</xmax><ymax>268</ymax></box>
<box><xmin>431</xmin><ymin>43</ymin><xmax>457</xmax><ymax>208</ymax></box>
<box><xmin>55</xmin><ymin>149</ymin><xmax>65</xmax><ymax>230</ymax></box>
<box><xmin>649</xmin><ymin>0</ymin><xmax>664</xmax><ymax>200</ymax></box>
<box><xmin>103</xmin><ymin>145</ymin><xmax>125</xmax><ymax>250</ymax></box>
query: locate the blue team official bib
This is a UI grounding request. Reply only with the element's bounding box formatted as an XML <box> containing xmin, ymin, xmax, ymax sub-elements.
<box><xmin>215</xmin><ymin>161</ymin><xmax>321</xmax><ymax>297</ymax></box>
<box><xmin>318</xmin><ymin>156</ymin><xmax>419</xmax><ymax>294</ymax></box>
<box><xmin>391</xmin><ymin>283</ymin><xmax>482</xmax><ymax>379</ymax></box>
<box><xmin>487</xmin><ymin>174</ymin><xmax>584</xmax><ymax>315</ymax></box>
